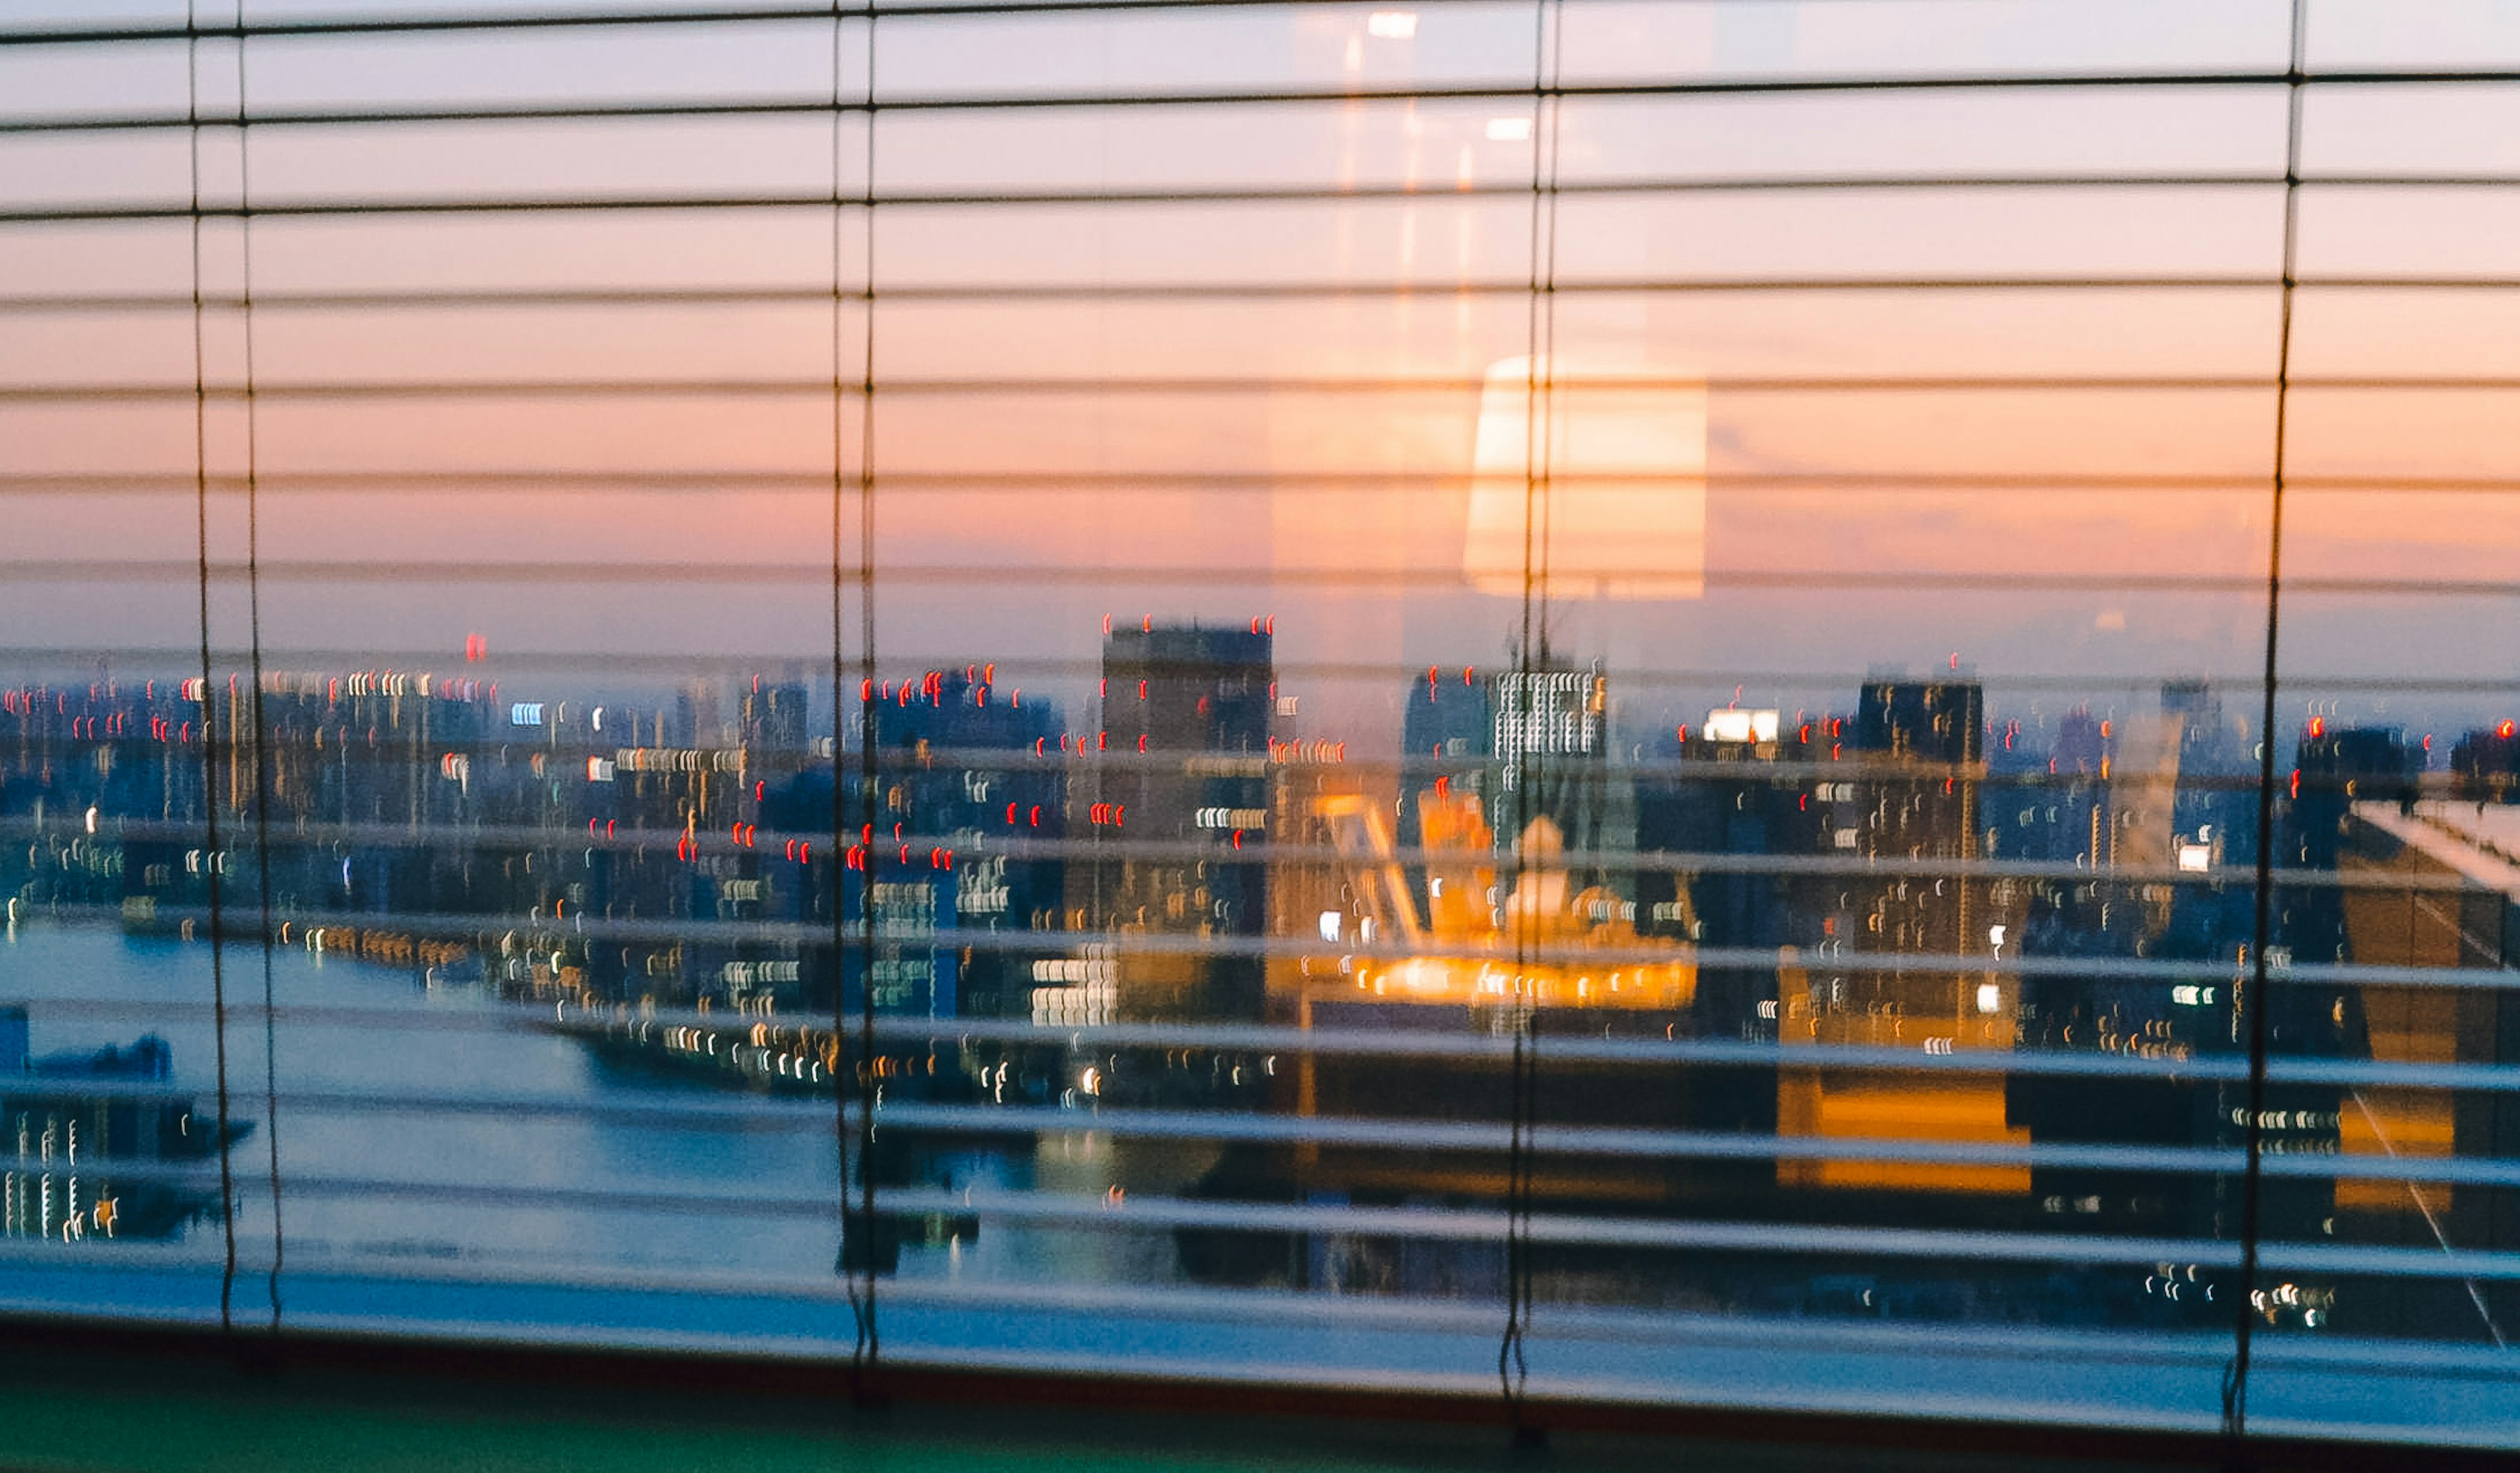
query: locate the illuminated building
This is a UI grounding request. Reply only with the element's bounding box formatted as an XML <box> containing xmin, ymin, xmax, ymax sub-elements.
<box><xmin>866</xmin><ymin>665</ymin><xmax>1066</xmax><ymax>1020</ymax></box>
<box><xmin>1396</xmin><ymin>664</ymin><xmax>1491</xmax><ymax>928</ymax></box>
<box><xmin>1784</xmin><ymin>678</ymin><xmax>2025</xmax><ymax>1194</ymax></box>
<box><xmin>1819</xmin><ymin>678</ymin><xmax>1999</xmax><ymax>1033</ymax></box>
<box><xmin>1489</xmin><ymin>662</ymin><xmax>1610</xmax><ymax>860</ymax></box>
<box><xmin>1635</xmin><ymin>710</ymin><xmax>1834</xmax><ymax>1040</ymax></box>
<box><xmin>1392</xmin><ymin>658</ymin><xmax>1618</xmax><ymax>922</ymax></box>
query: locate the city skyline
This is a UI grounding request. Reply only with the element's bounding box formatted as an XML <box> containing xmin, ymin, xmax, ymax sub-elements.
<box><xmin>9</xmin><ymin>0</ymin><xmax>2520</xmax><ymax>1454</ymax></box>
<box><xmin>12</xmin><ymin>3</ymin><xmax>2520</xmax><ymax>716</ymax></box>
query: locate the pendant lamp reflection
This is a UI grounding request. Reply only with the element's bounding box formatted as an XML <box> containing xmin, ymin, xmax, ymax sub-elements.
<box><xmin>1461</xmin><ymin>356</ymin><xmax>1706</xmax><ymax>601</ymax></box>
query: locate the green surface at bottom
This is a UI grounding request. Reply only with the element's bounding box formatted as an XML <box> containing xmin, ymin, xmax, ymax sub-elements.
<box><xmin>0</xmin><ymin>1339</ymin><xmax>2187</xmax><ymax>1473</ymax></box>
<box><xmin>0</xmin><ymin>1358</ymin><xmax>1343</xmax><ymax>1473</ymax></box>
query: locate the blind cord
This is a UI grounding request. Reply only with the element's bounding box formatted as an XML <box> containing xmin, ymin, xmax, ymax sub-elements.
<box><xmin>234</xmin><ymin>1</ymin><xmax>287</xmax><ymax>1342</ymax></box>
<box><xmin>829</xmin><ymin>0</ymin><xmax>869</xmax><ymax>1390</ymax></box>
<box><xmin>1500</xmin><ymin>0</ymin><xmax>1565</xmax><ymax>1436</ymax></box>
<box><xmin>856</xmin><ymin>2</ymin><xmax>884</xmax><ymax>1390</ymax></box>
<box><xmin>184</xmin><ymin>0</ymin><xmax>244</xmax><ymax>1346</ymax></box>
<box><xmin>2226</xmin><ymin>0</ymin><xmax>2309</xmax><ymax>1443</ymax></box>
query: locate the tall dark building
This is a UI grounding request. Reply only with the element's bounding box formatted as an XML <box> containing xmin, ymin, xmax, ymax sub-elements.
<box><xmin>880</xmin><ymin>666</ymin><xmax>1066</xmax><ymax>1020</ymax></box>
<box><xmin>1846</xmin><ymin>678</ymin><xmax>1988</xmax><ymax>975</ymax></box>
<box><xmin>2288</xmin><ymin>724</ymin><xmax>2420</xmax><ymax>968</ymax></box>
<box><xmin>1076</xmin><ymin>624</ymin><xmax>1273</xmax><ymax>1022</ymax></box>
<box><xmin>2451</xmin><ymin>722</ymin><xmax>2520</xmax><ymax>802</ymax></box>
<box><xmin>1633</xmin><ymin>712</ymin><xmax>1834</xmax><ymax>1041</ymax></box>
<box><xmin>757</xmin><ymin>665</ymin><xmax>1065</xmax><ymax>1021</ymax></box>
<box><xmin>1396</xmin><ymin>664</ymin><xmax>1493</xmax><ymax>928</ymax></box>
<box><xmin>2235</xmin><ymin>724</ymin><xmax>2414</xmax><ymax>1243</ymax></box>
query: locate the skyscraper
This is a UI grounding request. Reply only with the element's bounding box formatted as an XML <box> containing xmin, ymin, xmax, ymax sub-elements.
<box><xmin>1489</xmin><ymin>661</ymin><xmax>1613</xmax><ymax>884</ymax></box>
<box><xmin>1784</xmin><ymin>679</ymin><xmax>2021</xmax><ymax>1195</ymax></box>
<box><xmin>1073</xmin><ymin>623</ymin><xmax>1273</xmax><ymax>1022</ymax></box>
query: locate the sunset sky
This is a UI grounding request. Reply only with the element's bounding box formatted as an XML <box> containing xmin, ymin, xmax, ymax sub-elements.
<box><xmin>7</xmin><ymin>0</ymin><xmax>2520</xmax><ymax>742</ymax></box>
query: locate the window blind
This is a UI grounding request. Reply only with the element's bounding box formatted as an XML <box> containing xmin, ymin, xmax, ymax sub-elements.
<box><xmin>4</xmin><ymin>0</ymin><xmax>2520</xmax><ymax>1448</ymax></box>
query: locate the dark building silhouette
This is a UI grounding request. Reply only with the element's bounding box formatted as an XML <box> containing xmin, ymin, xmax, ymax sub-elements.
<box><xmin>2451</xmin><ymin>722</ymin><xmax>2520</xmax><ymax>802</ymax></box>
<box><xmin>1075</xmin><ymin>624</ymin><xmax>1273</xmax><ymax>1022</ymax></box>
<box><xmin>1396</xmin><ymin>665</ymin><xmax>1494</xmax><ymax>928</ymax></box>
<box><xmin>1839</xmin><ymin>679</ymin><xmax>1989</xmax><ymax>1002</ymax></box>
<box><xmin>1634</xmin><ymin>713</ymin><xmax>1833</xmax><ymax>1042</ymax></box>
<box><xmin>867</xmin><ymin>665</ymin><xmax>1066</xmax><ymax>1020</ymax></box>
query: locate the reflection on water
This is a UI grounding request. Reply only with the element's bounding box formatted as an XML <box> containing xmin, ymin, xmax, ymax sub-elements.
<box><xmin>0</xmin><ymin>920</ymin><xmax>1154</xmax><ymax>1292</ymax></box>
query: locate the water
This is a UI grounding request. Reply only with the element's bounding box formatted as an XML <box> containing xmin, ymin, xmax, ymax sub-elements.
<box><xmin>0</xmin><ymin>923</ymin><xmax>2477</xmax><ymax>1445</ymax></box>
<box><xmin>0</xmin><ymin>917</ymin><xmax>1178</xmax><ymax>1297</ymax></box>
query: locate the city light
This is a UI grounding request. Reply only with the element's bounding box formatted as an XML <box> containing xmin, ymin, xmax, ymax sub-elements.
<box><xmin>3</xmin><ymin>0</ymin><xmax>2511</xmax><ymax>1450</ymax></box>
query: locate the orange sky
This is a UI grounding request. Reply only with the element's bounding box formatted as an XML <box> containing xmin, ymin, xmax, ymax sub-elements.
<box><xmin>7</xmin><ymin>1</ymin><xmax>2520</xmax><ymax>740</ymax></box>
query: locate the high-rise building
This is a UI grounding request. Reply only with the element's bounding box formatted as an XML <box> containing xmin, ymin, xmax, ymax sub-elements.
<box><xmin>1785</xmin><ymin>679</ymin><xmax>2022</xmax><ymax>1195</ymax></box>
<box><xmin>1843</xmin><ymin>678</ymin><xmax>1990</xmax><ymax>984</ymax></box>
<box><xmin>864</xmin><ymin>665</ymin><xmax>1066</xmax><ymax>1020</ymax></box>
<box><xmin>1396</xmin><ymin>665</ymin><xmax>1492</xmax><ymax>928</ymax></box>
<box><xmin>1489</xmin><ymin>662</ymin><xmax>1608</xmax><ymax>850</ymax></box>
<box><xmin>1072</xmin><ymin>624</ymin><xmax>1273</xmax><ymax>1022</ymax></box>
<box><xmin>1634</xmin><ymin>710</ymin><xmax>1833</xmax><ymax>1040</ymax></box>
